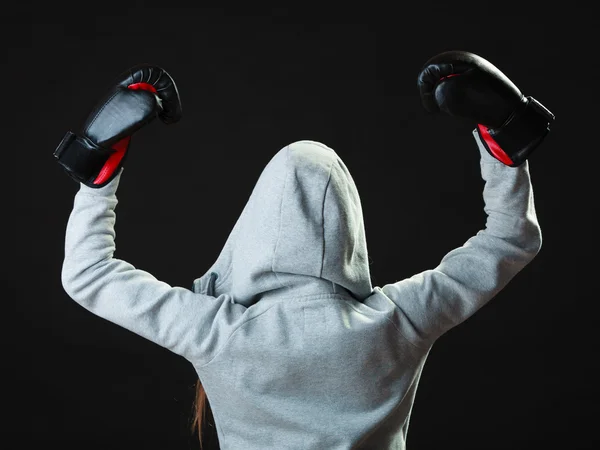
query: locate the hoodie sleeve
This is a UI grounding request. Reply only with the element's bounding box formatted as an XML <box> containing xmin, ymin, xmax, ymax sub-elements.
<box><xmin>381</xmin><ymin>129</ymin><xmax>542</xmax><ymax>348</ymax></box>
<box><xmin>60</xmin><ymin>168</ymin><xmax>225</xmax><ymax>362</ymax></box>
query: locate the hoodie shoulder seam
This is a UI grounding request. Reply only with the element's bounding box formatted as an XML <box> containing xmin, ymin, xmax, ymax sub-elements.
<box><xmin>195</xmin><ymin>303</ymin><xmax>281</xmax><ymax>369</ymax></box>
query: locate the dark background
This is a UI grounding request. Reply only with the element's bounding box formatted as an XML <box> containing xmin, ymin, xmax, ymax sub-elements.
<box><xmin>7</xmin><ymin>3</ymin><xmax>596</xmax><ymax>450</ymax></box>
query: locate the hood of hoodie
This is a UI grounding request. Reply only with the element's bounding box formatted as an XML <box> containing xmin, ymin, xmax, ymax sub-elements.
<box><xmin>192</xmin><ymin>140</ymin><xmax>373</xmax><ymax>307</ymax></box>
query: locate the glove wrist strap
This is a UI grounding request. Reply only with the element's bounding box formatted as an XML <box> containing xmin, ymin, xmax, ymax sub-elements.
<box><xmin>480</xmin><ymin>96</ymin><xmax>555</xmax><ymax>167</ymax></box>
<box><xmin>53</xmin><ymin>131</ymin><xmax>116</xmax><ymax>188</ymax></box>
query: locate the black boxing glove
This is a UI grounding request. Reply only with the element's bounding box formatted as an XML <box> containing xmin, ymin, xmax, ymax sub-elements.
<box><xmin>417</xmin><ymin>51</ymin><xmax>554</xmax><ymax>167</ymax></box>
<box><xmin>54</xmin><ymin>64</ymin><xmax>182</xmax><ymax>188</ymax></box>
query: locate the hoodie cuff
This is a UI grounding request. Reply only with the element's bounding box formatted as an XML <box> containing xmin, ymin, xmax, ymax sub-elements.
<box><xmin>472</xmin><ymin>129</ymin><xmax>503</xmax><ymax>166</ymax></box>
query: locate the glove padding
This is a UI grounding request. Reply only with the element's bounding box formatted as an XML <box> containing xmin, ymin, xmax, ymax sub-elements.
<box><xmin>417</xmin><ymin>51</ymin><xmax>554</xmax><ymax>167</ymax></box>
<box><xmin>54</xmin><ymin>64</ymin><xmax>182</xmax><ymax>188</ymax></box>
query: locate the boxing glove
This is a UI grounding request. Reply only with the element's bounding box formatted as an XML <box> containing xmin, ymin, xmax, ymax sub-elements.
<box><xmin>54</xmin><ymin>64</ymin><xmax>182</xmax><ymax>188</ymax></box>
<box><xmin>417</xmin><ymin>51</ymin><xmax>554</xmax><ymax>167</ymax></box>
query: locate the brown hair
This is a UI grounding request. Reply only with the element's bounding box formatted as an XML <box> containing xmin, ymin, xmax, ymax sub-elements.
<box><xmin>190</xmin><ymin>379</ymin><xmax>208</xmax><ymax>449</ymax></box>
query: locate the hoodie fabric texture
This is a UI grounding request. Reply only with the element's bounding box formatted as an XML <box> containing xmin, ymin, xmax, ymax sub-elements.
<box><xmin>61</xmin><ymin>132</ymin><xmax>542</xmax><ymax>449</ymax></box>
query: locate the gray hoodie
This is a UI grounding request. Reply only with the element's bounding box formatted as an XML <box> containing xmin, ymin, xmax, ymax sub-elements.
<box><xmin>61</xmin><ymin>131</ymin><xmax>542</xmax><ymax>449</ymax></box>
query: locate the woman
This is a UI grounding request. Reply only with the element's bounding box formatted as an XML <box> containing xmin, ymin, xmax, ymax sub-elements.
<box><xmin>56</xmin><ymin>51</ymin><xmax>552</xmax><ymax>449</ymax></box>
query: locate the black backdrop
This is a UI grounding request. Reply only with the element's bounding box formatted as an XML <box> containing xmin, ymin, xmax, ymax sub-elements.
<box><xmin>7</xmin><ymin>3</ymin><xmax>597</xmax><ymax>450</ymax></box>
